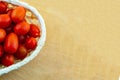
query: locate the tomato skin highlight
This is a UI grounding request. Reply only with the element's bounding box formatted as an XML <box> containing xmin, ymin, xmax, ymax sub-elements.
<box><xmin>11</xmin><ymin>6</ymin><xmax>26</xmax><ymax>23</ymax></box>
<box><xmin>4</xmin><ymin>33</ymin><xmax>19</xmax><ymax>54</ymax></box>
<box><xmin>1</xmin><ymin>54</ymin><xmax>14</xmax><ymax>67</ymax></box>
<box><xmin>0</xmin><ymin>28</ymin><xmax>6</xmax><ymax>43</ymax></box>
<box><xmin>0</xmin><ymin>2</ymin><xmax>8</xmax><ymax>14</ymax></box>
<box><xmin>25</xmin><ymin>37</ymin><xmax>37</xmax><ymax>50</ymax></box>
<box><xmin>14</xmin><ymin>21</ymin><xmax>30</xmax><ymax>35</ymax></box>
<box><xmin>29</xmin><ymin>24</ymin><xmax>41</xmax><ymax>38</ymax></box>
<box><xmin>0</xmin><ymin>14</ymin><xmax>11</xmax><ymax>28</ymax></box>
<box><xmin>14</xmin><ymin>44</ymin><xmax>28</xmax><ymax>60</ymax></box>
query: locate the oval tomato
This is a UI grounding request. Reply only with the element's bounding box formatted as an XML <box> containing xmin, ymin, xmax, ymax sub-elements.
<box><xmin>1</xmin><ymin>54</ymin><xmax>14</xmax><ymax>67</ymax></box>
<box><xmin>14</xmin><ymin>44</ymin><xmax>28</xmax><ymax>60</ymax></box>
<box><xmin>25</xmin><ymin>37</ymin><xmax>37</xmax><ymax>50</ymax></box>
<box><xmin>4</xmin><ymin>33</ymin><xmax>19</xmax><ymax>54</ymax></box>
<box><xmin>0</xmin><ymin>29</ymin><xmax>6</xmax><ymax>43</ymax></box>
<box><xmin>0</xmin><ymin>14</ymin><xmax>11</xmax><ymax>28</ymax></box>
<box><xmin>11</xmin><ymin>6</ymin><xmax>26</xmax><ymax>23</ymax></box>
<box><xmin>14</xmin><ymin>21</ymin><xmax>30</xmax><ymax>35</ymax></box>
<box><xmin>29</xmin><ymin>24</ymin><xmax>41</xmax><ymax>38</ymax></box>
<box><xmin>0</xmin><ymin>2</ymin><xmax>8</xmax><ymax>14</ymax></box>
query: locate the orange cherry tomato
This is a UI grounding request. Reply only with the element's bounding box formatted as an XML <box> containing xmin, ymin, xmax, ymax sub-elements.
<box><xmin>29</xmin><ymin>24</ymin><xmax>41</xmax><ymax>38</ymax></box>
<box><xmin>11</xmin><ymin>6</ymin><xmax>26</xmax><ymax>23</ymax></box>
<box><xmin>0</xmin><ymin>2</ymin><xmax>8</xmax><ymax>14</ymax></box>
<box><xmin>25</xmin><ymin>37</ymin><xmax>37</xmax><ymax>50</ymax></box>
<box><xmin>4</xmin><ymin>33</ymin><xmax>19</xmax><ymax>54</ymax></box>
<box><xmin>14</xmin><ymin>44</ymin><xmax>28</xmax><ymax>60</ymax></box>
<box><xmin>0</xmin><ymin>28</ymin><xmax>6</xmax><ymax>43</ymax></box>
<box><xmin>14</xmin><ymin>21</ymin><xmax>30</xmax><ymax>35</ymax></box>
<box><xmin>1</xmin><ymin>54</ymin><xmax>14</xmax><ymax>67</ymax></box>
<box><xmin>0</xmin><ymin>14</ymin><xmax>11</xmax><ymax>28</ymax></box>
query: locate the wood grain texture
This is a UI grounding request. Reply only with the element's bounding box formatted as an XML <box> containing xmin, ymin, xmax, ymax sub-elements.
<box><xmin>0</xmin><ymin>0</ymin><xmax>120</xmax><ymax>80</ymax></box>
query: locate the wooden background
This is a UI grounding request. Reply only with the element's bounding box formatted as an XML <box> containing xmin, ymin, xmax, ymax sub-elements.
<box><xmin>1</xmin><ymin>0</ymin><xmax>120</xmax><ymax>80</ymax></box>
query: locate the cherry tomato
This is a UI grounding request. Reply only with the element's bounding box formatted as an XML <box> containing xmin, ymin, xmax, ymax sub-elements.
<box><xmin>5</xmin><ymin>23</ymin><xmax>14</xmax><ymax>34</ymax></box>
<box><xmin>0</xmin><ymin>45</ymin><xmax>3</xmax><ymax>57</ymax></box>
<box><xmin>29</xmin><ymin>24</ymin><xmax>41</xmax><ymax>38</ymax></box>
<box><xmin>14</xmin><ymin>44</ymin><xmax>28</xmax><ymax>60</ymax></box>
<box><xmin>0</xmin><ymin>29</ymin><xmax>6</xmax><ymax>43</ymax></box>
<box><xmin>4</xmin><ymin>33</ymin><xmax>19</xmax><ymax>54</ymax></box>
<box><xmin>0</xmin><ymin>14</ymin><xmax>11</xmax><ymax>28</ymax></box>
<box><xmin>0</xmin><ymin>2</ymin><xmax>8</xmax><ymax>14</ymax></box>
<box><xmin>14</xmin><ymin>21</ymin><xmax>30</xmax><ymax>35</ymax></box>
<box><xmin>25</xmin><ymin>37</ymin><xmax>37</xmax><ymax>50</ymax></box>
<box><xmin>11</xmin><ymin>6</ymin><xmax>26</xmax><ymax>23</ymax></box>
<box><xmin>7</xmin><ymin>9</ymin><xmax>13</xmax><ymax>16</ymax></box>
<box><xmin>1</xmin><ymin>54</ymin><xmax>14</xmax><ymax>67</ymax></box>
<box><xmin>18</xmin><ymin>35</ymin><xmax>27</xmax><ymax>43</ymax></box>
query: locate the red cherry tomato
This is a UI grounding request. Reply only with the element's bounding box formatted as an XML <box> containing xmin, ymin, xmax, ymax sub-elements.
<box><xmin>0</xmin><ymin>2</ymin><xmax>8</xmax><ymax>14</ymax></box>
<box><xmin>1</xmin><ymin>54</ymin><xmax>14</xmax><ymax>67</ymax></box>
<box><xmin>14</xmin><ymin>21</ymin><xmax>30</xmax><ymax>35</ymax></box>
<box><xmin>5</xmin><ymin>23</ymin><xmax>14</xmax><ymax>34</ymax></box>
<box><xmin>0</xmin><ymin>14</ymin><xmax>11</xmax><ymax>28</ymax></box>
<box><xmin>18</xmin><ymin>35</ymin><xmax>27</xmax><ymax>43</ymax></box>
<box><xmin>25</xmin><ymin>37</ymin><xmax>37</xmax><ymax>50</ymax></box>
<box><xmin>4</xmin><ymin>33</ymin><xmax>19</xmax><ymax>54</ymax></box>
<box><xmin>0</xmin><ymin>45</ymin><xmax>3</xmax><ymax>57</ymax></box>
<box><xmin>11</xmin><ymin>6</ymin><xmax>26</xmax><ymax>23</ymax></box>
<box><xmin>7</xmin><ymin>9</ymin><xmax>13</xmax><ymax>16</ymax></box>
<box><xmin>29</xmin><ymin>24</ymin><xmax>41</xmax><ymax>38</ymax></box>
<box><xmin>0</xmin><ymin>29</ymin><xmax>6</xmax><ymax>43</ymax></box>
<box><xmin>14</xmin><ymin>44</ymin><xmax>28</xmax><ymax>60</ymax></box>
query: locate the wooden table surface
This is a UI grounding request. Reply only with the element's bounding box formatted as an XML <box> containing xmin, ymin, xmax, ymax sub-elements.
<box><xmin>1</xmin><ymin>0</ymin><xmax>120</xmax><ymax>80</ymax></box>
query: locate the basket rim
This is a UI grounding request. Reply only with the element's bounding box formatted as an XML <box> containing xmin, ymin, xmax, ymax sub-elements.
<box><xmin>0</xmin><ymin>0</ymin><xmax>46</xmax><ymax>76</ymax></box>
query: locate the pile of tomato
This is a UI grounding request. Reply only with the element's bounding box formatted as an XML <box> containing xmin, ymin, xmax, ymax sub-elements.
<box><xmin>0</xmin><ymin>2</ymin><xmax>41</xmax><ymax>67</ymax></box>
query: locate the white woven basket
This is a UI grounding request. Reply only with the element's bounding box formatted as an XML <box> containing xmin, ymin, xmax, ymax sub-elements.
<box><xmin>0</xmin><ymin>0</ymin><xmax>46</xmax><ymax>75</ymax></box>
